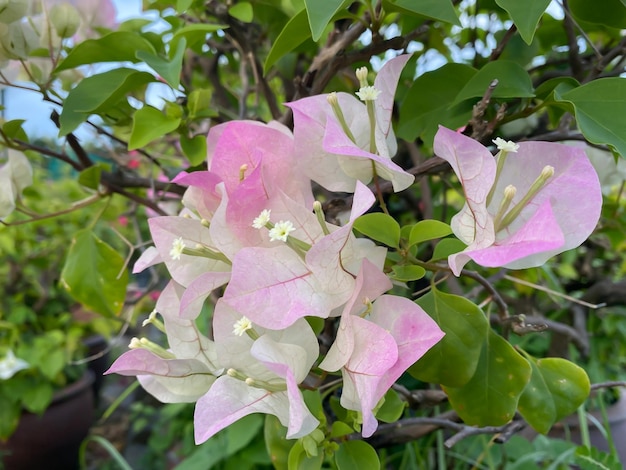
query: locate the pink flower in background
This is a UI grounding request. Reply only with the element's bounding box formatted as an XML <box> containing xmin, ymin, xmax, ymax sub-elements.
<box><xmin>434</xmin><ymin>126</ymin><xmax>602</xmax><ymax>275</ymax></box>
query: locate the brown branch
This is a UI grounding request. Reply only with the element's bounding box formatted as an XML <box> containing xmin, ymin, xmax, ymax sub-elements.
<box><xmin>561</xmin><ymin>0</ymin><xmax>585</xmax><ymax>81</ymax></box>
<box><xmin>12</xmin><ymin>139</ymin><xmax>82</xmax><ymax>172</ymax></box>
<box><xmin>50</xmin><ymin>111</ymin><xmax>92</xmax><ymax>169</ymax></box>
<box><xmin>469</xmin><ymin>79</ymin><xmax>499</xmax><ymax>140</ymax></box>
<box><xmin>489</xmin><ymin>24</ymin><xmax>518</xmax><ymax>61</ymax></box>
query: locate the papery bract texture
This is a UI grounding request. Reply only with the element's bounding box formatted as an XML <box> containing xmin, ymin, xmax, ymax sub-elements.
<box><xmin>320</xmin><ymin>260</ymin><xmax>445</xmax><ymax>437</ymax></box>
<box><xmin>434</xmin><ymin>126</ymin><xmax>602</xmax><ymax>275</ymax></box>
<box><xmin>105</xmin><ymin>281</ymin><xmax>220</xmax><ymax>402</ymax></box>
<box><xmin>193</xmin><ymin>300</ymin><xmax>319</xmax><ymax>443</ymax></box>
<box><xmin>222</xmin><ymin>182</ymin><xmax>385</xmax><ymax>329</ymax></box>
<box><xmin>287</xmin><ymin>54</ymin><xmax>414</xmax><ymax>193</ymax></box>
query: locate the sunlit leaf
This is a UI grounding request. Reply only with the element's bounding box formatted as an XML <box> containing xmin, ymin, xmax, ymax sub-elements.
<box><xmin>353</xmin><ymin>212</ymin><xmax>401</xmax><ymax>248</ymax></box>
<box><xmin>264</xmin><ymin>9</ymin><xmax>310</xmax><ymax>73</ymax></box>
<box><xmin>304</xmin><ymin>0</ymin><xmax>348</xmax><ymax>41</ymax></box>
<box><xmin>409</xmin><ymin>220</ymin><xmax>453</xmax><ymax>247</ymax></box>
<box><xmin>453</xmin><ymin>60</ymin><xmax>535</xmax><ymax>104</ymax></box>
<box><xmin>55</xmin><ymin>32</ymin><xmax>156</xmax><ymax>71</ymax></box>
<box><xmin>129</xmin><ymin>105</ymin><xmax>181</xmax><ymax>150</ymax></box>
<box><xmin>59</xmin><ymin>68</ymin><xmax>154</xmax><ymax>136</ymax></box>
<box><xmin>557</xmin><ymin>78</ymin><xmax>626</xmax><ymax>158</ymax></box>
<box><xmin>136</xmin><ymin>37</ymin><xmax>186</xmax><ymax>88</ymax></box>
<box><xmin>495</xmin><ymin>0</ymin><xmax>551</xmax><ymax>44</ymax></box>
<box><xmin>60</xmin><ymin>229</ymin><xmax>128</xmax><ymax>318</ymax></box>
<box><xmin>384</xmin><ymin>0</ymin><xmax>460</xmax><ymax>25</ymax></box>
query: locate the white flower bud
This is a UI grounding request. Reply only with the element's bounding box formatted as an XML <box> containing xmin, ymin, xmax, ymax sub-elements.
<box><xmin>0</xmin><ymin>0</ymin><xmax>28</xmax><ymax>24</ymax></box>
<box><xmin>49</xmin><ymin>3</ymin><xmax>81</xmax><ymax>39</ymax></box>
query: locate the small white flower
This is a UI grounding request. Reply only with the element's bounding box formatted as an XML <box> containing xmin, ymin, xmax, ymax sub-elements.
<box><xmin>233</xmin><ymin>316</ymin><xmax>253</xmax><ymax>336</ymax></box>
<box><xmin>355</xmin><ymin>86</ymin><xmax>381</xmax><ymax>102</ymax></box>
<box><xmin>252</xmin><ymin>209</ymin><xmax>271</xmax><ymax>229</ymax></box>
<box><xmin>269</xmin><ymin>220</ymin><xmax>295</xmax><ymax>242</ymax></box>
<box><xmin>0</xmin><ymin>350</ymin><xmax>30</xmax><ymax>380</ymax></box>
<box><xmin>169</xmin><ymin>237</ymin><xmax>186</xmax><ymax>260</ymax></box>
<box><xmin>356</xmin><ymin>67</ymin><xmax>369</xmax><ymax>86</ymax></box>
<box><xmin>492</xmin><ymin>137</ymin><xmax>519</xmax><ymax>153</ymax></box>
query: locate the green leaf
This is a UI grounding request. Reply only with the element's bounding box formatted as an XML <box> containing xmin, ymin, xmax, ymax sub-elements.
<box><xmin>518</xmin><ymin>357</ymin><xmax>590</xmax><ymax>434</ymax></box>
<box><xmin>129</xmin><ymin>105</ymin><xmax>181</xmax><ymax>150</ymax></box>
<box><xmin>78</xmin><ymin>165</ymin><xmax>102</xmax><ymax>190</ymax></box>
<box><xmin>376</xmin><ymin>388</ymin><xmax>406</xmax><ymax>423</ymax></box>
<box><xmin>390</xmin><ymin>265</ymin><xmax>426</xmax><ymax>282</ymax></box>
<box><xmin>2</xmin><ymin>119</ymin><xmax>28</xmax><ymax>141</ymax></box>
<box><xmin>384</xmin><ymin>0</ymin><xmax>460</xmax><ymax>25</ymax></box>
<box><xmin>409</xmin><ymin>288</ymin><xmax>489</xmax><ymax>387</ymax></box>
<box><xmin>264</xmin><ymin>9</ymin><xmax>310</xmax><ymax>73</ymax></box>
<box><xmin>353</xmin><ymin>213</ymin><xmax>401</xmax><ymax>248</ymax></box>
<box><xmin>430</xmin><ymin>238</ymin><xmax>466</xmax><ymax>261</ymax></box>
<box><xmin>136</xmin><ymin>37</ymin><xmax>186</xmax><ymax>89</ymax></box>
<box><xmin>444</xmin><ymin>330</ymin><xmax>532</xmax><ymax>426</ymax></box>
<box><xmin>288</xmin><ymin>440</ymin><xmax>323</xmax><ymax>470</ymax></box>
<box><xmin>187</xmin><ymin>89</ymin><xmax>217</xmax><ymax>120</ymax></box>
<box><xmin>55</xmin><ymin>32</ymin><xmax>156</xmax><ymax>72</ymax></box>
<box><xmin>59</xmin><ymin>68</ymin><xmax>154</xmax><ymax>136</ymax></box>
<box><xmin>229</xmin><ymin>2</ymin><xmax>254</xmax><ymax>22</ymax></box>
<box><xmin>329</xmin><ymin>421</ymin><xmax>353</xmax><ymax>438</ymax></box>
<box><xmin>397</xmin><ymin>63</ymin><xmax>475</xmax><ymax>145</ymax></box>
<box><xmin>557</xmin><ymin>78</ymin><xmax>626</xmax><ymax>158</ymax></box>
<box><xmin>180</xmin><ymin>134</ymin><xmax>207</xmax><ymax>166</ymax></box>
<box><xmin>264</xmin><ymin>415</ymin><xmax>293</xmax><ymax>470</ymax></box>
<box><xmin>409</xmin><ymin>220</ymin><xmax>453</xmax><ymax>247</ymax></box>
<box><xmin>574</xmin><ymin>446</ymin><xmax>623</xmax><ymax>470</ymax></box>
<box><xmin>176</xmin><ymin>0</ymin><xmax>194</xmax><ymax>12</ymax></box>
<box><xmin>335</xmin><ymin>440</ymin><xmax>380</xmax><ymax>470</ymax></box>
<box><xmin>569</xmin><ymin>0</ymin><xmax>626</xmax><ymax>28</ymax></box>
<box><xmin>60</xmin><ymin>229</ymin><xmax>129</xmax><ymax>317</ymax></box>
<box><xmin>21</xmin><ymin>382</ymin><xmax>53</xmax><ymax>414</ymax></box>
<box><xmin>453</xmin><ymin>60</ymin><xmax>535</xmax><ymax>105</ymax></box>
<box><xmin>495</xmin><ymin>0</ymin><xmax>551</xmax><ymax>44</ymax></box>
<box><xmin>171</xmin><ymin>23</ymin><xmax>228</xmax><ymax>51</ymax></box>
<box><xmin>0</xmin><ymin>393</ymin><xmax>21</xmax><ymax>440</ymax></box>
<box><xmin>304</xmin><ymin>0</ymin><xmax>347</xmax><ymax>41</ymax></box>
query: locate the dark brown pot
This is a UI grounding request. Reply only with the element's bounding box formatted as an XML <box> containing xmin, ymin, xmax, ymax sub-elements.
<box><xmin>0</xmin><ymin>370</ymin><xmax>95</xmax><ymax>470</ymax></box>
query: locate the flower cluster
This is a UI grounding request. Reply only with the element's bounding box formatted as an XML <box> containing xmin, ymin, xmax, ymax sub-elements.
<box><xmin>106</xmin><ymin>54</ymin><xmax>603</xmax><ymax>445</ymax></box>
<box><xmin>107</xmin><ymin>55</ymin><xmax>445</xmax><ymax>442</ymax></box>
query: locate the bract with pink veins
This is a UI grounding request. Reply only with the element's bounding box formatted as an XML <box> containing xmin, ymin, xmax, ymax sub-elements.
<box><xmin>193</xmin><ymin>300</ymin><xmax>319</xmax><ymax>443</ymax></box>
<box><xmin>320</xmin><ymin>259</ymin><xmax>445</xmax><ymax>437</ymax></box>
<box><xmin>105</xmin><ymin>282</ymin><xmax>220</xmax><ymax>402</ymax></box>
<box><xmin>434</xmin><ymin>126</ymin><xmax>602</xmax><ymax>275</ymax></box>
<box><xmin>287</xmin><ymin>54</ymin><xmax>414</xmax><ymax>193</ymax></box>
<box><xmin>221</xmin><ymin>182</ymin><xmax>385</xmax><ymax>329</ymax></box>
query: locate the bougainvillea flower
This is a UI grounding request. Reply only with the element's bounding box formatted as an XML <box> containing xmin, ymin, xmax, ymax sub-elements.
<box><xmin>0</xmin><ymin>149</ymin><xmax>32</xmax><ymax>219</ymax></box>
<box><xmin>319</xmin><ymin>260</ymin><xmax>445</xmax><ymax>437</ymax></box>
<box><xmin>105</xmin><ymin>281</ymin><xmax>220</xmax><ymax>402</ymax></box>
<box><xmin>173</xmin><ymin>121</ymin><xmax>315</xmax><ymax>256</ymax></box>
<box><xmin>0</xmin><ymin>350</ymin><xmax>30</xmax><ymax>380</ymax></box>
<box><xmin>221</xmin><ymin>182</ymin><xmax>386</xmax><ymax>329</ymax></box>
<box><xmin>193</xmin><ymin>299</ymin><xmax>319</xmax><ymax>443</ymax></box>
<box><xmin>287</xmin><ymin>54</ymin><xmax>414</xmax><ymax>193</ymax></box>
<box><xmin>434</xmin><ymin>126</ymin><xmax>602</xmax><ymax>275</ymax></box>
